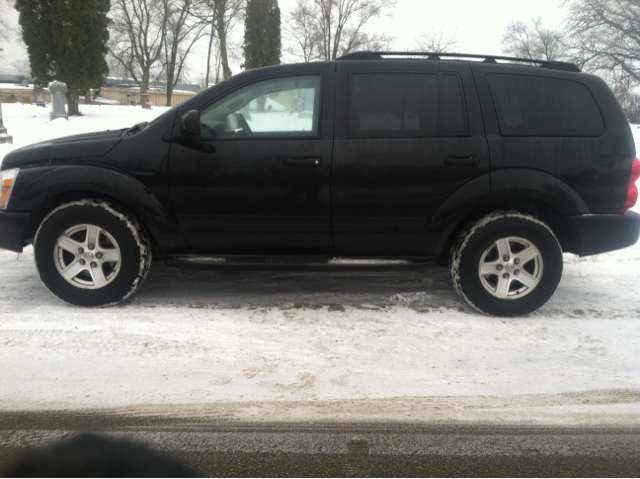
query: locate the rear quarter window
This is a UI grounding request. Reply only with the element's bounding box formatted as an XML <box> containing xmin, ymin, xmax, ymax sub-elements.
<box><xmin>487</xmin><ymin>73</ymin><xmax>604</xmax><ymax>137</ymax></box>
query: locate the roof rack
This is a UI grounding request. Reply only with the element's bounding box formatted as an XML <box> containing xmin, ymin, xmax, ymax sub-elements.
<box><xmin>336</xmin><ymin>51</ymin><xmax>581</xmax><ymax>73</ymax></box>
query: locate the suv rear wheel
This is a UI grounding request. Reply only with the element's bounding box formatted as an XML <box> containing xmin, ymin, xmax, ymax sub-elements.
<box><xmin>34</xmin><ymin>200</ymin><xmax>151</xmax><ymax>307</ymax></box>
<box><xmin>451</xmin><ymin>212</ymin><xmax>563</xmax><ymax>316</ymax></box>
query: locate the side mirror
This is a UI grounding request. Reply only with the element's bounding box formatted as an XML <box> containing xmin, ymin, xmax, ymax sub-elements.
<box><xmin>179</xmin><ymin>110</ymin><xmax>200</xmax><ymax>137</ymax></box>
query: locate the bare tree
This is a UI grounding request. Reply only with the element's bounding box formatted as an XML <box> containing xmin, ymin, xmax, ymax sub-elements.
<box><xmin>562</xmin><ymin>0</ymin><xmax>640</xmax><ymax>121</ymax></box>
<box><xmin>214</xmin><ymin>0</ymin><xmax>243</xmax><ymax>80</ymax></box>
<box><xmin>0</xmin><ymin>0</ymin><xmax>20</xmax><ymax>62</ymax></box>
<box><xmin>0</xmin><ymin>0</ymin><xmax>15</xmax><ymax>46</ymax></box>
<box><xmin>607</xmin><ymin>68</ymin><xmax>640</xmax><ymax>123</ymax></box>
<box><xmin>284</xmin><ymin>0</ymin><xmax>323</xmax><ymax>62</ymax></box>
<box><xmin>501</xmin><ymin>17</ymin><xmax>566</xmax><ymax>61</ymax></box>
<box><xmin>106</xmin><ymin>51</ymin><xmax>131</xmax><ymax>79</ymax></box>
<box><xmin>163</xmin><ymin>0</ymin><xmax>206</xmax><ymax>106</ymax></box>
<box><xmin>109</xmin><ymin>0</ymin><xmax>168</xmax><ymax>97</ymax></box>
<box><xmin>195</xmin><ymin>0</ymin><xmax>243</xmax><ymax>87</ymax></box>
<box><xmin>11</xmin><ymin>58</ymin><xmax>30</xmax><ymax>75</ymax></box>
<box><xmin>563</xmin><ymin>0</ymin><xmax>640</xmax><ymax>79</ymax></box>
<box><xmin>414</xmin><ymin>30</ymin><xmax>459</xmax><ymax>53</ymax></box>
<box><xmin>285</xmin><ymin>0</ymin><xmax>396</xmax><ymax>62</ymax></box>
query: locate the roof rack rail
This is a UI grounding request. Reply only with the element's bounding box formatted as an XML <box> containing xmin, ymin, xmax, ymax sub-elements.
<box><xmin>336</xmin><ymin>51</ymin><xmax>581</xmax><ymax>73</ymax></box>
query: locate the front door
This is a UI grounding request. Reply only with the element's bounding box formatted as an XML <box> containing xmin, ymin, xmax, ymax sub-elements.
<box><xmin>169</xmin><ymin>71</ymin><xmax>334</xmax><ymax>255</ymax></box>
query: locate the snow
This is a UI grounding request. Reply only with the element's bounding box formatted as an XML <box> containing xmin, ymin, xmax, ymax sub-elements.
<box><xmin>0</xmin><ymin>242</ymin><xmax>638</xmax><ymax>424</ymax></box>
<box><xmin>80</xmin><ymin>96</ymin><xmax>122</xmax><ymax>105</ymax></box>
<box><xmin>0</xmin><ymin>103</ymin><xmax>172</xmax><ymax>161</ymax></box>
<box><xmin>246</xmin><ymin>111</ymin><xmax>314</xmax><ymax>132</ymax></box>
<box><xmin>0</xmin><ymin>104</ymin><xmax>638</xmax><ymax>425</ymax></box>
<box><xmin>0</xmin><ymin>84</ymin><xmax>33</xmax><ymax>90</ymax></box>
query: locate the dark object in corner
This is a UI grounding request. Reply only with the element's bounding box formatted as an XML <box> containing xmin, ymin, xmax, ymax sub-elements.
<box><xmin>1</xmin><ymin>432</ymin><xmax>198</xmax><ymax>478</ymax></box>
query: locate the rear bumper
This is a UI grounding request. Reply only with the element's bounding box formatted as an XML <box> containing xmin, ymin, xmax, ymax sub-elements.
<box><xmin>569</xmin><ymin>211</ymin><xmax>640</xmax><ymax>256</ymax></box>
<box><xmin>0</xmin><ymin>210</ymin><xmax>31</xmax><ymax>253</ymax></box>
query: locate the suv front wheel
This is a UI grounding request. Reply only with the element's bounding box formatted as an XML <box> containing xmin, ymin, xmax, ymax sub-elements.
<box><xmin>34</xmin><ymin>200</ymin><xmax>151</xmax><ymax>307</ymax></box>
<box><xmin>451</xmin><ymin>212</ymin><xmax>563</xmax><ymax>316</ymax></box>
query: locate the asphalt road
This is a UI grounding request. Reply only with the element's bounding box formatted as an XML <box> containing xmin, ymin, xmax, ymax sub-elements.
<box><xmin>1</xmin><ymin>412</ymin><xmax>639</xmax><ymax>477</ymax></box>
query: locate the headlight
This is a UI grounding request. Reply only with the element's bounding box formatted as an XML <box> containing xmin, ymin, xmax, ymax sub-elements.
<box><xmin>0</xmin><ymin>168</ymin><xmax>19</xmax><ymax>209</ymax></box>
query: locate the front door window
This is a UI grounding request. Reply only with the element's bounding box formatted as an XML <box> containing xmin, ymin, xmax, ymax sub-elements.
<box><xmin>199</xmin><ymin>75</ymin><xmax>321</xmax><ymax>140</ymax></box>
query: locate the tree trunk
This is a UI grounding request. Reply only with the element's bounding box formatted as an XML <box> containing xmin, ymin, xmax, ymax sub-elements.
<box><xmin>166</xmin><ymin>41</ymin><xmax>178</xmax><ymax>107</ymax></box>
<box><xmin>205</xmin><ymin>21</ymin><xmax>216</xmax><ymax>87</ymax></box>
<box><xmin>66</xmin><ymin>89</ymin><xmax>80</xmax><ymax>116</ymax></box>
<box><xmin>216</xmin><ymin>3</ymin><xmax>232</xmax><ymax>79</ymax></box>
<box><xmin>140</xmin><ymin>69</ymin><xmax>150</xmax><ymax>97</ymax></box>
<box><xmin>166</xmin><ymin>58</ymin><xmax>175</xmax><ymax>106</ymax></box>
<box><xmin>85</xmin><ymin>88</ymin><xmax>92</xmax><ymax>105</ymax></box>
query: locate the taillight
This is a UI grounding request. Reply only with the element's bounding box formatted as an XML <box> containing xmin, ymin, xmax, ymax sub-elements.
<box><xmin>622</xmin><ymin>157</ymin><xmax>640</xmax><ymax>213</ymax></box>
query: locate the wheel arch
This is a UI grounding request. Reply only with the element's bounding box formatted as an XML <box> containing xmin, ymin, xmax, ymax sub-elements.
<box><xmin>16</xmin><ymin>165</ymin><xmax>187</xmax><ymax>256</ymax></box>
<box><xmin>437</xmin><ymin>196</ymin><xmax>578</xmax><ymax>263</ymax></box>
<box><xmin>430</xmin><ymin>168</ymin><xmax>589</xmax><ymax>263</ymax></box>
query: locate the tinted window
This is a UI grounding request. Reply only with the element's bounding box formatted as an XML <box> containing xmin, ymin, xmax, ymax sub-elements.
<box><xmin>200</xmin><ymin>75</ymin><xmax>321</xmax><ymax>139</ymax></box>
<box><xmin>487</xmin><ymin>74</ymin><xmax>604</xmax><ymax>137</ymax></box>
<box><xmin>348</xmin><ymin>73</ymin><xmax>467</xmax><ymax>138</ymax></box>
<box><xmin>440</xmin><ymin>74</ymin><xmax>466</xmax><ymax>135</ymax></box>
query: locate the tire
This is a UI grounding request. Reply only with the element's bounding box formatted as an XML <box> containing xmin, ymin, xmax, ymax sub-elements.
<box><xmin>34</xmin><ymin>200</ymin><xmax>152</xmax><ymax>307</ymax></box>
<box><xmin>450</xmin><ymin>212</ymin><xmax>563</xmax><ymax>317</ymax></box>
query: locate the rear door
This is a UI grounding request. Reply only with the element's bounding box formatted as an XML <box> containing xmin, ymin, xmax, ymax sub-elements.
<box><xmin>332</xmin><ymin>59</ymin><xmax>490</xmax><ymax>256</ymax></box>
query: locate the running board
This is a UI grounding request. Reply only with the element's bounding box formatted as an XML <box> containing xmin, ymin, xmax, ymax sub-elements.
<box><xmin>165</xmin><ymin>255</ymin><xmax>436</xmax><ymax>271</ymax></box>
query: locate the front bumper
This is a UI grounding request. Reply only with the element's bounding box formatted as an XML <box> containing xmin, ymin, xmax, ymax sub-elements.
<box><xmin>570</xmin><ymin>211</ymin><xmax>640</xmax><ymax>256</ymax></box>
<box><xmin>0</xmin><ymin>210</ymin><xmax>32</xmax><ymax>252</ymax></box>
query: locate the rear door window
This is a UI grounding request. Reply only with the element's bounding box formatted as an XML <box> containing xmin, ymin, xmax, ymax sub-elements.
<box><xmin>348</xmin><ymin>73</ymin><xmax>467</xmax><ymax>138</ymax></box>
<box><xmin>487</xmin><ymin>73</ymin><xmax>604</xmax><ymax>137</ymax></box>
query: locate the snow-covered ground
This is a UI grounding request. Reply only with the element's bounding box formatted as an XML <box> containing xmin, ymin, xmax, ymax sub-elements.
<box><xmin>0</xmin><ymin>103</ymin><xmax>638</xmax><ymax>425</ymax></box>
<box><xmin>0</xmin><ymin>103</ymin><xmax>172</xmax><ymax>160</ymax></box>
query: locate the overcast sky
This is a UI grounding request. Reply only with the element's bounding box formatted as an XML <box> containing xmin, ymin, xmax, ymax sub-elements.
<box><xmin>0</xmin><ymin>0</ymin><xmax>567</xmax><ymax>83</ymax></box>
<box><xmin>311</xmin><ymin>0</ymin><xmax>566</xmax><ymax>54</ymax></box>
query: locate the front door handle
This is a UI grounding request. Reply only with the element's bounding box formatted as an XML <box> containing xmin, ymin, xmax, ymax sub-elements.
<box><xmin>443</xmin><ymin>156</ymin><xmax>480</xmax><ymax>167</ymax></box>
<box><xmin>284</xmin><ymin>157</ymin><xmax>322</xmax><ymax>168</ymax></box>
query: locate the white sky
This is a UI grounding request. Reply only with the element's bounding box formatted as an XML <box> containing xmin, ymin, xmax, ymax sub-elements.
<box><xmin>372</xmin><ymin>0</ymin><xmax>566</xmax><ymax>52</ymax></box>
<box><xmin>0</xmin><ymin>0</ymin><xmax>567</xmax><ymax>83</ymax></box>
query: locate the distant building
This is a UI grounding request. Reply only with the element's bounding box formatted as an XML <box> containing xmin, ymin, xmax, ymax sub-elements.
<box><xmin>0</xmin><ymin>73</ymin><xmax>35</xmax><ymax>85</ymax></box>
<box><xmin>103</xmin><ymin>77</ymin><xmax>201</xmax><ymax>93</ymax></box>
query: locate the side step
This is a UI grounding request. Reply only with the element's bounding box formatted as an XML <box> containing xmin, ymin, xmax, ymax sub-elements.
<box><xmin>165</xmin><ymin>255</ymin><xmax>436</xmax><ymax>271</ymax></box>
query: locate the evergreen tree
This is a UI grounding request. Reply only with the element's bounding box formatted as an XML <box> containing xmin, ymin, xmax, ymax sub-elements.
<box><xmin>15</xmin><ymin>0</ymin><xmax>110</xmax><ymax>116</ymax></box>
<box><xmin>243</xmin><ymin>0</ymin><xmax>281</xmax><ymax>70</ymax></box>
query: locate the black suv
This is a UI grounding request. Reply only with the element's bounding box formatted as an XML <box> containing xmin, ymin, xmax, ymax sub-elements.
<box><xmin>1</xmin><ymin>52</ymin><xmax>639</xmax><ymax>315</ymax></box>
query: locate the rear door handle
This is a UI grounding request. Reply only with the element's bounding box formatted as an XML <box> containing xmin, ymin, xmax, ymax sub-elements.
<box><xmin>284</xmin><ymin>157</ymin><xmax>322</xmax><ymax>168</ymax></box>
<box><xmin>443</xmin><ymin>156</ymin><xmax>480</xmax><ymax>167</ymax></box>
